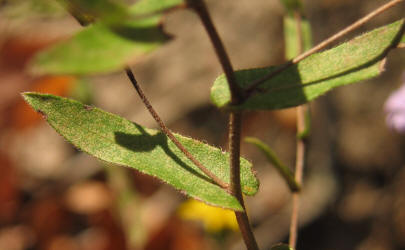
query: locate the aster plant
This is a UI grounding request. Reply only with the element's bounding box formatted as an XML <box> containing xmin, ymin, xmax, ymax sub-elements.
<box><xmin>23</xmin><ymin>0</ymin><xmax>404</xmax><ymax>249</ymax></box>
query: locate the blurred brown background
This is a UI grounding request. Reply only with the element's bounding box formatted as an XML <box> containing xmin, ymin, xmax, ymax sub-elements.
<box><xmin>0</xmin><ymin>0</ymin><xmax>404</xmax><ymax>249</ymax></box>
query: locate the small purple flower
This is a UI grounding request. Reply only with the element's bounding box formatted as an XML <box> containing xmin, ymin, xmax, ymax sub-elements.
<box><xmin>384</xmin><ymin>73</ymin><xmax>405</xmax><ymax>134</ymax></box>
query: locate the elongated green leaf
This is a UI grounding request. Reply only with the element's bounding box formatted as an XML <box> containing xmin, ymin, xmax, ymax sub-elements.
<box><xmin>30</xmin><ymin>15</ymin><xmax>169</xmax><ymax>75</ymax></box>
<box><xmin>22</xmin><ymin>93</ymin><xmax>259</xmax><ymax>210</ymax></box>
<box><xmin>62</xmin><ymin>0</ymin><xmax>129</xmax><ymax>26</ymax></box>
<box><xmin>211</xmin><ymin>19</ymin><xmax>404</xmax><ymax>110</ymax></box>
<box><xmin>245</xmin><ymin>137</ymin><xmax>299</xmax><ymax>192</ymax></box>
<box><xmin>30</xmin><ymin>0</ymin><xmax>184</xmax><ymax>75</ymax></box>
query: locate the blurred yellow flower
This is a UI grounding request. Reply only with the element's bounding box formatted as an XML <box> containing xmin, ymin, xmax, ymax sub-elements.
<box><xmin>177</xmin><ymin>199</ymin><xmax>239</xmax><ymax>233</ymax></box>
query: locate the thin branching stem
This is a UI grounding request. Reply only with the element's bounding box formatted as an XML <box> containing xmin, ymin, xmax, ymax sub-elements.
<box><xmin>289</xmin><ymin>110</ymin><xmax>306</xmax><ymax>247</ymax></box>
<box><xmin>245</xmin><ymin>0</ymin><xmax>403</xmax><ymax>94</ymax></box>
<box><xmin>187</xmin><ymin>0</ymin><xmax>259</xmax><ymax>249</ymax></box>
<box><xmin>289</xmin><ymin>107</ymin><xmax>308</xmax><ymax>248</ymax></box>
<box><xmin>66</xmin><ymin>0</ymin><xmax>228</xmax><ymax>191</ymax></box>
<box><xmin>66</xmin><ymin>0</ymin><xmax>229</xmax><ymax>189</ymax></box>
<box><xmin>288</xmin><ymin>11</ymin><xmax>307</xmax><ymax>249</ymax></box>
<box><xmin>124</xmin><ymin>67</ymin><xmax>229</xmax><ymax>189</ymax></box>
<box><xmin>186</xmin><ymin>0</ymin><xmax>243</xmax><ymax>104</ymax></box>
<box><xmin>230</xmin><ymin>112</ymin><xmax>259</xmax><ymax>250</ymax></box>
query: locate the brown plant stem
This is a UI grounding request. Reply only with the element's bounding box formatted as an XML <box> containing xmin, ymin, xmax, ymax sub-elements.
<box><xmin>187</xmin><ymin>1</ymin><xmax>258</xmax><ymax>249</ymax></box>
<box><xmin>186</xmin><ymin>0</ymin><xmax>243</xmax><ymax>104</ymax></box>
<box><xmin>124</xmin><ymin>67</ymin><xmax>229</xmax><ymax>189</ymax></box>
<box><xmin>289</xmin><ymin>106</ymin><xmax>308</xmax><ymax>249</ymax></box>
<box><xmin>288</xmin><ymin>11</ymin><xmax>307</xmax><ymax>249</ymax></box>
<box><xmin>245</xmin><ymin>0</ymin><xmax>403</xmax><ymax>94</ymax></box>
<box><xmin>230</xmin><ymin>112</ymin><xmax>259</xmax><ymax>250</ymax></box>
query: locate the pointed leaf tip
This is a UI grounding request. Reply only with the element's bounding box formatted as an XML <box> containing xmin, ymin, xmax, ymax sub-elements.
<box><xmin>22</xmin><ymin>93</ymin><xmax>259</xmax><ymax>210</ymax></box>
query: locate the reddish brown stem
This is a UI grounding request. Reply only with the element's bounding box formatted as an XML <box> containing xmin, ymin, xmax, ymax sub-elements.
<box><xmin>186</xmin><ymin>0</ymin><xmax>243</xmax><ymax>104</ymax></box>
<box><xmin>125</xmin><ymin>67</ymin><xmax>229</xmax><ymax>190</ymax></box>
<box><xmin>187</xmin><ymin>1</ymin><xmax>259</xmax><ymax>249</ymax></box>
<box><xmin>289</xmin><ymin>105</ymin><xmax>308</xmax><ymax>248</ymax></box>
<box><xmin>229</xmin><ymin>112</ymin><xmax>259</xmax><ymax>250</ymax></box>
<box><xmin>289</xmin><ymin>11</ymin><xmax>308</xmax><ymax>249</ymax></box>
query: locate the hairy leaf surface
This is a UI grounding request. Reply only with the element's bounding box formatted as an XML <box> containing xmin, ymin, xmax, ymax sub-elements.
<box><xmin>211</xmin><ymin>20</ymin><xmax>404</xmax><ymax>110</ymax></box>
<box><xmin>23</xmin><ymin>93</ymin><xmax>259</xmax><ymax>210</ymax></box>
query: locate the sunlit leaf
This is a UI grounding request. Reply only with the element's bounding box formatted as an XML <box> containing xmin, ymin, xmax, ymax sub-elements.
<box><xmin>211</xmin><ymin>19</ymin><xmax>404</xmax><ymax>110</ymax></box>
<box><xmin>23</xmin><ymin>93</ymin><xmax>259</xmax><ymax>210</ymax></box>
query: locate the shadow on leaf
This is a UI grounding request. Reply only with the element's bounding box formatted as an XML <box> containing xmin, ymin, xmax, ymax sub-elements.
<box><xmin>114</xmin><ymin>124</ymin><xmax>215</xmax><ymax>185</ymax></box>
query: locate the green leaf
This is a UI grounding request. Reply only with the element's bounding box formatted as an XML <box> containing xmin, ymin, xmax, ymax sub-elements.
<box><xmin>211</xmin><ymin>19</ymin><xmax>405</xmax><ymax>110</ymax></box>
<box><xmin>284</xmin><ymin>15</ymin><xmax>312</xmax><ymax>59</ymax></box>
<box><xmin>30</xmin><ymin>0</ymin><xmax>184</xmax><ymax>75</ymax></box>
<box><xmin>130</xmin><ymin>0</ymin><xmax>184</xmax><ymax>15</ymax></box>
<box><xmin>22</xmin><ymin>93</ymin><xmax>259</xmax><ymax>211</ymax></box>
<box><xmin>30</xmin><ymin>15</ymin><xmax>169</xmax><ymax>75</ymax></box>
<box><xmin>271</xmin><ymin>243</ymin><xmax>294</xmax><ymax>250</ymax></box>
<box><xmin>245</xmin><ymin>137</ymin><xmax>299</xmax><ymax>192</ymax></box>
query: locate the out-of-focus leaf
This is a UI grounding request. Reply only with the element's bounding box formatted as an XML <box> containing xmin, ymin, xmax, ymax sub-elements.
<box><xmin>105</xmin><ymin>165</ymin><xmax>144</xmax><ymax>248</ymax></box>
<box><xmin>67</xmin><ymin>78</ymin><xmax>93</xmax><ymax>104</ymax></box>
<box><xmin>23</xmin><ymin>93</ymin><xmax>259</xmax><ymax>210</ymax></box>
<box><xmin>245</xmin><ymin>137</ymin><xmax>299</xmax><ymax>192</ymax></box>
<box><xmin>30</xmin><ymin>0</ymin><xmax>185</xmax><ymax>75</ymax></box>
<box><xmin>211</xmin><ymin>19</ymin><xmax>404</xmax><ymax>110</ymax></box>
<box><xmin>130</xmin><ymin>0</ymin><xmax>184</xmax><ymax>15</ymax></box>
<box><xmin>284</xmin><ymin>15</ymin><xmax>312</xmax><ymax>59</ymax></box>
<box><xmin>30</xmin><ymin>15</ymin><xmax>169</xmax><ymax>75</ymax></box>
<box><xmin>61</xmin><ymin>0</ymin><xmax>129</xmax><ymax>25</ymax></box>
<box><xmin>0</xmin><ymin>0</ymin><xmax>65</xmax><ymax>20</ymax></box>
